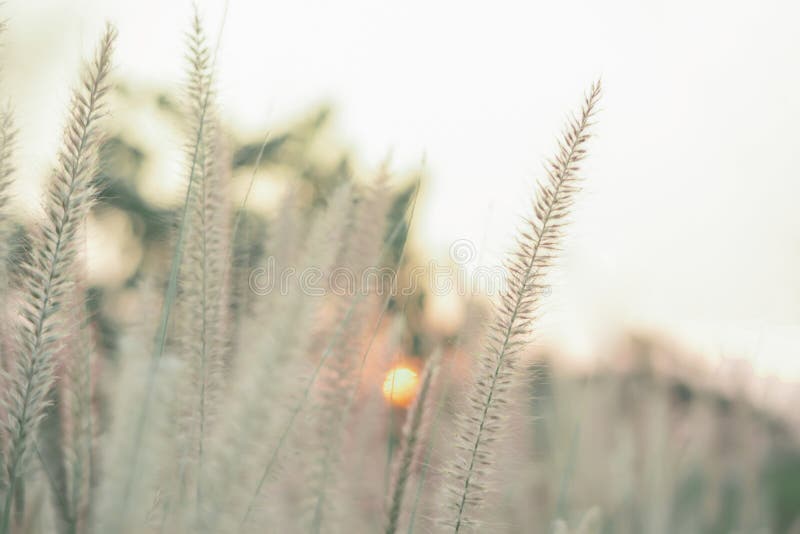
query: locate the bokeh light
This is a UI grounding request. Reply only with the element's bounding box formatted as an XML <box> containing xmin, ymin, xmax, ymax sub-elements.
<box><xmin>382</xmin><ymin>366</ymin><xmax>419</xmax><ymax>408</ymax></box>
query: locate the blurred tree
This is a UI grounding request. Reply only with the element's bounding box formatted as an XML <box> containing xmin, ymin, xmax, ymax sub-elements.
<box><xmin>86</xmin><ymin>83</ymin><xmax>417</xmax><ymax>355</ymax></box>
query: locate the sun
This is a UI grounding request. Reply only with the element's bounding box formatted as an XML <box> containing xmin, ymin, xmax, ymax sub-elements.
<box><xmin>382</xmin><ymin>366</ymin><xmax>419</xmax><ymax>408</ymax></box>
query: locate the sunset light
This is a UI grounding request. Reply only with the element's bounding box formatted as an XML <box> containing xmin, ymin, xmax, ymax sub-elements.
<box><xmin>3</xmin><ymin>2</ymin><xmax>799</xmax><ymax>531</ymax></box>
<box><xmin>382</xmin><ymin>366</ymin><xmax>419</xmax><ymax>408</ymax></box>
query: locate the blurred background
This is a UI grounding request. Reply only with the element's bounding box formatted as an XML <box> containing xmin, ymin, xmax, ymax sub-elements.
<box><xmin>2</xmin><ymin>0</ymin><xmax>800</xmax><ymax>530</ymax></box>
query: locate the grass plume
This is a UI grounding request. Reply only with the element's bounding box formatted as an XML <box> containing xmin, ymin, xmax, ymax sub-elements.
<box><xmin>308</xmin><ymin>169</ymin><xmax>393</xmax><ymax>532</ymax></box>
<box><xmin>0</xmin><ymin>108</ymin><xmax>16</xmax><ymax>370</ymax></box>
<box><xmin>441</xmin><ymin>81</ymin><xmax>601</xmax><ymax>533</ymax></box>
<box><xmin>115</xmin><ymin>7</ymin><xmax>225</xmax><ymax>522</ymax></box>
<box><xmin>173</xmin><ymin>9</ymin><xmax>229</xmax><ymax>512</ymax></box>
<box><xmin>0</xmin><ymin>25</ymin><xmax>116</xmax><ymax>534</ymax></box>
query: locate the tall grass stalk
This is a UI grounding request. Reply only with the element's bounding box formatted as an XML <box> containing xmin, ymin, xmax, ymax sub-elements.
<box><xmin>0</xmin><ymin>108</ymin><xmax>15</xmax><ymax>375</ymax></box>
<box><xmin>174</xmin><ymin>10</ymin><xmax>228</xmax><ymax>513</ymax></box>
<box><xmin>442</xmin><ymin>81</ymin><xmax>601</xmax><ymax>533</ymax></box>
<box><xmin>0</xmin><ymin>18</ymin><xmax>13</xmax><ymax>391</ymax></box>
<box><xmin>0</xmin><ymin>26</ymin><xmax>116</xmax><ymax>534</ymax></box>
<box><xmin>118</xmin><ymin>7</ymin><xmax>227</xmax><ymax>518</ymax></box>
<box><xmin>385</xmin><ymin>349</ymin><xmax>442</xmax><ymax>534</ymax></box>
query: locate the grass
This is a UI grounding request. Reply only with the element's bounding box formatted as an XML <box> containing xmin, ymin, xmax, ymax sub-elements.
<box><xmin>0</xmin><ymin>8</ymin><xmax>796</xmax><ymax>534</ymax></box>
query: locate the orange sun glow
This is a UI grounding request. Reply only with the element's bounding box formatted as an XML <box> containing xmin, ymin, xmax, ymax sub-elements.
<box><xmin>382</xmin><ymin>366</ymin><xmax>419</xmax><ymax>407</ymax></box>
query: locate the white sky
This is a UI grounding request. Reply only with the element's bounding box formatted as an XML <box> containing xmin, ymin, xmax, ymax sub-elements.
<box><xmin>3</xmin><ymin>0</ymin><xmax>800</xmax><ymax>388</ymax></box>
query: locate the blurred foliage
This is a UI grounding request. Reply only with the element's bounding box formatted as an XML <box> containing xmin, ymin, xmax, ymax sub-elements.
<box><xmin>86</xmin><ymin>83</ymin><xmax>417</xmax><ymax>353</ymax></box>
<box><xmin>523</xmin><ymin>335</ymin><xmax>800</xmax><ymax>533</ymax></box>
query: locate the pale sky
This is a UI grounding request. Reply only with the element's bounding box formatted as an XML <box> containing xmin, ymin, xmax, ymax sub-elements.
<box><xmin>3</xmin><ymin>0</ymin><xmax>800</xmax><ymax>389</ymax></box>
